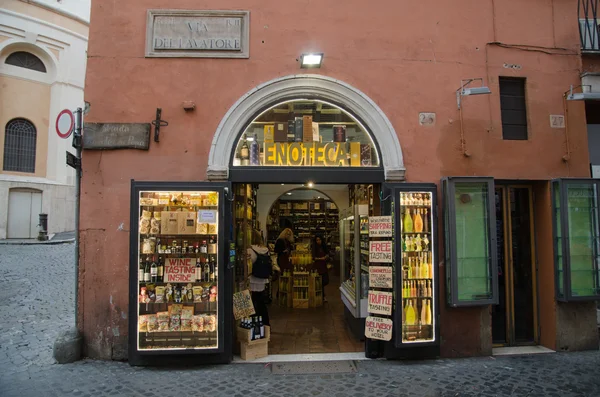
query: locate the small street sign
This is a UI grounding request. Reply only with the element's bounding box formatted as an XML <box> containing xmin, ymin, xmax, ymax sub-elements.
<box><xmin>56</xmin><ymin>109</ymin><xmax>75</xmax><ymax>139</ymax></box>
<box><xmin>66</xmin><ymin>151</ymin><xmax>80</xmax><ymax>170</ymax></box>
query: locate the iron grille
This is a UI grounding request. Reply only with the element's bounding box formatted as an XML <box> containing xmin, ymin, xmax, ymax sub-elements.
<box><xmin>579</xmin><ymin>0</ymin><xmax>600</xmax><ymax>51</ymax></box>
<box><xmin>3</xmin><ymin>118</ymin><xmax>37</xmax><ymax>173</ymax></box>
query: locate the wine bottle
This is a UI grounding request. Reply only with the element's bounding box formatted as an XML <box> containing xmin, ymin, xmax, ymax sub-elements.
<box><xmin>420</xmin><ymin>298</ymin><xmax>427</xmax><ymax>325</ymax></box>
<box><xmin>259</xmin><ymin>316</ymin><xmax>265</xmax><ymax>338</ymax></box>
<box><xmin>414</xmin><ymin>209</ymin><xmax>423</xmax><ymax>233</ymax></box>
<box><xmin>196</xmin><ymin>258</ymin><xmax>202</xmax><ymax>282</ymax></box>
<box><xmin>423</xmin><ymin>209</ymin><xmax>429</xmax><ymax>233</ymax></box>
<box><xmin>403</xmin><ymin>208</ymin><xmax>413</xmax><ymax>233</ymax></box>
<box><xmin>138</xmin><ymin>258</ymin><xmax>144</xmax><ymax>282</ymax></box>
<box><xmin>144</xmin><ymin>256</ymin><xmax>151</xmax><ymax>282</ymax></box>
<box><xmin>203</xmin><ymin>259</ymin><xmax>210</xmax><ymax>282</ymax></box>
<box><xmin>209</xmin><ymin>258</ymin><xmax>216</xmax><ymax>282</ymax></box>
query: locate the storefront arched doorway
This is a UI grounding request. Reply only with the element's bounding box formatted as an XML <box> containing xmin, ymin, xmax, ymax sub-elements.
<box><xmin>207</xmin><ymin>74</ymin><xmax>405</xmax><ymax>182</ymax></box>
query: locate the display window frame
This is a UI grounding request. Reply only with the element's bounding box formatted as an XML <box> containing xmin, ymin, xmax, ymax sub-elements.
<box><xmin>228</xmin><ymin>96</ymin><xmax>385</xmax><ymax>184</ymax></box>
<box><xmin>442</xmin><ymin>177</ymin><xmax>499</xmax><ymax>307</ymax></box>
<box><xmin>551</xmin><ymin>178</ymin><xmax>600</xmax><ymax>302</ymax></box>
<box><xmin>128</xmin><ymin>180</ymin><xmax>232</xmax><ymax>364</ymax></box>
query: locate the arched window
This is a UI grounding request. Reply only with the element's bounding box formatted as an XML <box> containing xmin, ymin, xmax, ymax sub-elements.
<box><xmin>5</xmin><ymin>51</ymin><xmax>47</xmax><ymax>73</ymax></box>
<box><xmin>3</xmin><ymin>118</ymin><xmax>37</xmax><ymax>173</ymax></box>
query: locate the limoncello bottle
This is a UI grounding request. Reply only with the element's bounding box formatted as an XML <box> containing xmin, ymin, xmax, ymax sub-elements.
<box><xmin>403</xmin><ymin>208</ymin><xmax>413</xmax><ymax>233</ymax></box>
<box><xmin>405</xmin><ymin>300</ymin><xmax>416</xmax><ymax>325</ymax></box>
<box><xmin>414</xmin><ymin>209</ymin><xmax>423</xmax><ymax>232</ymax></box>
<box><xmin>425</xmin><ymin>299</ymin><xmax>432</xmax><ymax>325</ymax></box>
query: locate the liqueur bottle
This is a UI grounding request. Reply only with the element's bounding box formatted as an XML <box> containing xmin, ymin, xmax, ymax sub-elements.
<box><xmin>414</xmin><ymin>234</ymin><xmax>422</xmax><ymax>252</ymax></box>
<box><xmin>423</xmin><ymin>209</ymin><xmax>429</xmax><ymax>233</ymax></box>
<box><xmin>157</xmin><ymin>256</ymin><xmax>164</xmax><ymax>282</ymax></box>
<box><xmin>139</xmin><ymin>258</ymin><xmax>144</xmax><ymax>282</ymax></box>
<box><xmin>203</xmin><ymin>258</ymin><xmax>210</xmax><ymax>282</ymax></box>
<box><xmin>200</xmin><ymin>240</ymin><xmax>208</xmax><ymax>254</ymax></box>
<box><xmin>209</xmin><ymin>258</ymin><xmax>216</xmax><ymax>282</ymax></box>
<box><xmin>414</xmin><ymin>209</ymin><xmax>423</xmax><ymax>233</ymax></box>
<box><xmin>403</xmin><ymin>208</ymin><xmax>413</xmax><ymax>233</ymax></box>
<box><xmin>250</xmin><ymin>133</ymin><xmax>260</xmax><ymax>165</ymax></box>
<box><xmin>405</xmin><ymin>300</ymin><xmax>416</xmax><ymax>326</ymax></box>
<box><xmin>425</xmin><ymin>300</ymin><xmax>432</xmax><ymax>325</ymax></box>
<box><xmin>421</xmin><ymin>299</ymin><xmax>427</xmax><ymax>325</ymax></box>
<box><xmin>240</xmin><ymin>135</ymin><xmax>250</xmax><ymax>166</ymax></box>
<box><xmin>150</xmin><ymin>256</ymin><xmax>158</xmax><ymax>282</ymax></box>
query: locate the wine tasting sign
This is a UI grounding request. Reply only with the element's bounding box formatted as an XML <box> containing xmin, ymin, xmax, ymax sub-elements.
<box><xmin>83</xmin><ymin>123</ymin><xmax>151</xmax><ymax>150</ymax></box>
<box><xmin>146</xmin><ymin>10</ymin><xmax>250</xmax><ymax>58</ymax></box>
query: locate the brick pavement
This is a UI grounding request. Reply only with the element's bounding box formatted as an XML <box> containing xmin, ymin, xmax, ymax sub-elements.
<box><xmin>1</xmin><ymin>243</ymin><xmax>599</xmax><ymax>397</ymax></box>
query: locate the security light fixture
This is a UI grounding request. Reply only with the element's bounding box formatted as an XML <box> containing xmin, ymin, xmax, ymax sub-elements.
<box><xmin>456</xmin><ymin>78</ymin><xmax>491</xmax><ymax>109</ymax></box>
<box><xmin>566</xmin><ymin>85</ymin><xmax>600</xmax><ymax>101</ymax></box>
<box><xmin>300</xmin><ymin>53</ymin><xmax>323</xmax><ymax>68</ymax></box>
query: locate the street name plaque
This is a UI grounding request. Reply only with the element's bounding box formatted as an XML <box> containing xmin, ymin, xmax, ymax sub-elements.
<box><xmin>146</xmin><ymin>10</ymin><xmax>250</xmax><ymax>58</ymax></box>
<box><xmin>83</xmin><ymin>123</ymin><xmax>151</xmax><ymax>150</ymax></box>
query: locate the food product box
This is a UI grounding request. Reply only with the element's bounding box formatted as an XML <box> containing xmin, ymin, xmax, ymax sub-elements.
<box><xmin>302</xmin><ymin>115</ymin><xmax>313</xmax><ymax>142</ymax></box>
<box><xmin>274</xmin><ymin>122</ymin><xmax>287</xmax><ymax>142</ymax></box>
<box><xmin>161</xmin><ymin>211</ymin><xmax>179</xmax><ymax>235</ymax></box>
<box><xmin>264</xmin><ymin>124</ymin><xmax>275</xmax><ymax>143</ymax></box>
<box><xmin>312</xmin><ymin>122</ymin><xmax>320</xmax><ymax>142</ymax></box>
<box><xmin>350</xmin><ymin>142</ymin><xmax>361</xmax><ymax>166</ymax></box>
<box><xmin>361</xmin><ymin>143</ymin><xmax>372</xmax><ymax>166</ymax></box>
<box><xmin>178</xmin><ymin>211</ymin><xmax>196</xmax><ymax>234</ymax></box>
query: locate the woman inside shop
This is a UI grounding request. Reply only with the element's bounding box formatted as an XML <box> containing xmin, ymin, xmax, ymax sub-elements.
<box><xmin>274</xmin><ymin>228</ymin><xmax>294</xmax><ymax>273</ymax></box>
<box><xmin>311</xmin><ymin>234</ymin><xmax>330</xmax><ymax>302</ymax></box>
<box><xmin>247</xmin><ymin>230</ymin><xmax>271</xmax><ymax>326</ymax></box>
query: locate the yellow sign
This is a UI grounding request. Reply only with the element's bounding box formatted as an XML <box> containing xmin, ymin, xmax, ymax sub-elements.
<box><xmin>263</xmin><ymin>142</ymin><xmax>353</xmax><ymax>166</ymax></box>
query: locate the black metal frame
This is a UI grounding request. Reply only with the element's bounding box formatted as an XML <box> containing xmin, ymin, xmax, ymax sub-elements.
<box><xmin>578</xmin><ymin>0</ymin><xmax>600</xmax><ymax>52</ymax></box>
<box><xmin>128</xmin><ymin>180</ymin><xmax>233</xmax><ymax>366</ymax></box>
<box><xmin>442</xmin><ymin>177</ymin><xmax>499</xmax><ymax>307</ymax></box>
<box><xmin>380</xmin><ymin>183</ymin><xmax>441</xmax><ymax>350</ymax></box>
<box><xmin>551</xmin><ymin>178</ymin><xmax>600</xmax><ymax>302</ymax></box>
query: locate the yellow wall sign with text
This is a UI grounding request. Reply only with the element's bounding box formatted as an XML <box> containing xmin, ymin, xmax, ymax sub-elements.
<box><xmin>263</xmin><ymin>142</ymin><xmax>361</xmax><ymax>167</ymax></box>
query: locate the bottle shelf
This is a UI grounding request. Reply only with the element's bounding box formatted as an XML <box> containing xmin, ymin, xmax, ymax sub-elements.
<box><xmin>140</xmin><ymin>234</ymin><xmax>218</xmax><ymax>238</ymax></box>
<box><xmin>401</xmin><ymin>232</ymin><xmax>431</xmax><ymax>235</ymax></box>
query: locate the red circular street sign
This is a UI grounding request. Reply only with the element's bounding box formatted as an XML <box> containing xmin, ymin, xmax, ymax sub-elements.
<box><xmin>56</xmin><ymin>109</ymin><xmax>74</xmax><ymax>139</ymax></box>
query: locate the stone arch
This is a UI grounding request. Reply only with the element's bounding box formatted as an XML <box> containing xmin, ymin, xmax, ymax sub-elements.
<box><xmin>0</xmin><ymin>40</ymin><xmax>59</xmax><ymax>84</ymax></box>
<box><xmin>207</xmin><ymin>74</ymin><xmax>405</xmax><ymax>181</ymax></box>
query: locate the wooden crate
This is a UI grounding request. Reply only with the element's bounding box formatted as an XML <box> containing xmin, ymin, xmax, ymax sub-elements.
<box><xmin>240</xmin><ymin>339</ymin><xmax>269</xmax><ymax>360</ymax></box>
<box><xmin>237</xmin><ymin>325</ymin><xmax>270</xmax><ymax>343</ymax></box>
<box><xmin>293</xmin><ymin>298</ymin><xmax>309</xmax><ymax>309</ymax></box>
<box><xmin>309</xmin><ymin>274</ymin><xmax>323</xmax><ymax>308</ymax></box>
<box><xmin>278</xmin><ymin>276</ymin><xmax>292</xmax><ymax>307</ymax></box>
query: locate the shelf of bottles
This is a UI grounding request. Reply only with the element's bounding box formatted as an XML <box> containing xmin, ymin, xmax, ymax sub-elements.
<box><xmin>400</xmin><ymin>192</ymin><xmax>435</xmax><ymax>343</ymax></box>
<box><xmin>358</xmin><ymin>216</ymin><xmax>370</xmax><ymax>299</ymax></box>
<box><xmin>234</xmin><ymin>184</ymin><xmax>258</xmax><ymax>289</ymax></box>
<box><xmin>137</xmin><ymin>191</ymin><xmax>219</xmax><ymax>351</ymax></box>
<box><xmin>341</xmin><ymin>211</ymin><xmax>357</xmax><ymax>306</ymax></box>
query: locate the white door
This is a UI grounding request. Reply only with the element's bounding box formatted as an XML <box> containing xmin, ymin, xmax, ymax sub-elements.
<box><xmin>7</xmin><ymin>190</ymin><xmax>42</xmax><ymax>238</ymax></box>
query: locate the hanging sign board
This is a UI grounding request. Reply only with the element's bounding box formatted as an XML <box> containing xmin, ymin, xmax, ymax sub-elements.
<box><xmin>368</xmin><ymin>290</ymin><xmax>393</xmax><ymax>315</ymax></box>
<box><xmin>369</xmin><ymin>241</ymin><xmax>392</xmax><ymax>263</ymax></box>
<box><xmin>83</xmin><ymin>123</ymin><xmax>151</xmax><ymax>150</ymax></box>
<box><xmin>232</xmin><ymin>290</ymin><xmax>255</xmax><ymax>320</ymax></box>
<box><xmin>368</xmin><ymin>216</ymin><xmax>392</xmax><ymax>237</ymax></box>
<box><xmin>369</xmin><ymin>266</ymin><xmax>393</xmax><ymax>288</ymax></box>
<box><xmin>365</xmin><ymin>316</ymin><xmax>393</xmax><ymax>341</ymax></box>
<box><xmin>163</xmin><ymin>258</ymin><xmax>196</xmax><ymax>282</ymax></box>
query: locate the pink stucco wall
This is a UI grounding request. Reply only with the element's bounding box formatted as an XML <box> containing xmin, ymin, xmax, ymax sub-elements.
<box><xmin>81</xmin><ymin>0</ymin><xmax>592</xmax><ymax>359</ymax></box>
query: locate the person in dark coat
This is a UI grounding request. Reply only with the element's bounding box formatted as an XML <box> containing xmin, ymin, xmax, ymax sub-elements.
<box><xmin>274</xmin><ymin>228</ymin><xmax>294</xmax><ymax>272</ymax></box>
<box><xmin>312</xmin><ymin>234</ymin><xmax>330</xmax><ymax>302</ymax></box>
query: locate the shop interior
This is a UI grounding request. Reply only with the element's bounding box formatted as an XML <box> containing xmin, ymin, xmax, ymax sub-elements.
<box><xmin>234</xmin><ymin>183</ymin><xmax>381</xmax><ymax>356</ymax></box>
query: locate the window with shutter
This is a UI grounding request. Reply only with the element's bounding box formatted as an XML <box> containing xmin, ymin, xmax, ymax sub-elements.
<box><xmin>499</xmin><ymin>77</ymin><xmax>528</xmax><ymax>141</ymax></box>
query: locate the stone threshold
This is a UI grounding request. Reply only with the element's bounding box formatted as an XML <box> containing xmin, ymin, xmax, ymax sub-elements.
<box><xmin>233</xmin><ymin>352</ymin><xmax>368</xmax><ymax>364</ymax></box>
<box><xmin>492</xmin><ymin>345</ymin><xmax>555</xmax><ymax>356</ymax></box>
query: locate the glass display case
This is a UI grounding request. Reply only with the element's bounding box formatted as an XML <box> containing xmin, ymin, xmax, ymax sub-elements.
<box><xmin>552</xmin><ymin>179</ymin><xmax>600</xmax><ymax>301</ymax></box>
<box><xmin>442</xmin><ymin>177</ymin><xmax>498</xmax><ymax>307</ymax></box>
<box><xmin>339</xmin><ymin>204</ymin><xmax>369</xmax><ymax>318</ymax></box>
<box><xmin>129</xmin><ymin>181</ymin><xmax>230</xmax><ymax>364</ymax></box>
<box><xmin>398</xmin><ymin>190</ymin><xmax>436</xmax><ymax>343</ymax></box>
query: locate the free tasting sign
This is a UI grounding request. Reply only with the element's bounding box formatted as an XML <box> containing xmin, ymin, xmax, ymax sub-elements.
<box><xmin>146</xmin><ymin>10</ymin><xmax>250</xmax><ymax>58</ymax></box>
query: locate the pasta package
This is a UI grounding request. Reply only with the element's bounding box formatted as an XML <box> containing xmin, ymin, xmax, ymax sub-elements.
<box><xmin>208</xmin><ymin>224</ymin><xmax>217</xmax><ymax>234</ymax></box>
<box><xmin>169</xmin><ymin>315</ymin><xmax>181</xmax><ymax>331</ymax></box>
<box><xmin>204</xmin><ymin>315</ymin><xmax>216</xmax><ymax>332</ymax></box>
<box><xmin>157</xmin><ymin>311</ymin><xmax>169</xmax><ymax>331</ymax></box>
<box><xmin>147</xmin><ymin>315</ymin><xmax>158</xmax><ymax>332</ymax></box>
<box><xmin>169</xmin><ymin>304</ymin><xmax>183</xmax><ymax>316</ymax></box>
<box><xmin>192</xmin><ymin>315</ymin><xmax>204</xmax><ymax>332</ymax></box>
<box><xmin>150</xmin><ymin>212</ymin><xmax>161</xmax><ymax>235</ymax></box>
<box><xmin>138</xmin><ymin>315</ymin><xmax>149</xmax><ymax>332</ymax></box>
<box><xmin>196</xmin><ymin>222</ymin><xmax>209</xmax><ymax>235</ymax></box>
<box><xmin>181</xmin><ymin>307</ymin><xmax>194</xmax><ymax>331</ymax></box>
<box><xmin>193</xmin><ymin>286</ymin><xmax>204</xmax><ymax>303</ymax></box>
<box><xmin>155</xmin><ymin>286</ymin><xmax>165</xmax><ymax>303</ymax></box>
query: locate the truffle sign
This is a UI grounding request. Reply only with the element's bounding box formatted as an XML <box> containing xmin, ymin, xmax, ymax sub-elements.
<box><xmin>365</xmin><ymin>316</ymin><xmax>393</xmax><ymax>341</ymax></box>
<box><xmin>146</xmin><ymin>10</ymin><xmax>250</xmax><ymax>58</ymax></box>
<box><xmin>369</xmin><ymin>241</ymin><xmax>392</xmax><ymax>263</ymax></box>
<box><xmin>368</xmin><ymin>291</ymin><xmax>393</xmax><ymax>315</ymax></box>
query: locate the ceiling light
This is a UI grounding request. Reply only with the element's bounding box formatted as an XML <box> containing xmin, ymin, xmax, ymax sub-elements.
<box><xmin>286</xmin><ymin>192</ymin><xmax>292</xmax><ymax>195</ymax></box>
<box><xmin>307</xmin><ymin>182</ymin><xmax>314</xmax><ymax>188</ymax></box>
<box><xmin>300</xmin><ymin>53</ymin><xmax>323</xmax><ymax>68</ymax></box>
<box><xmin>281</xmin><ymin>183</ymin><xmax>285</xmax><ymax>186</ymax></box>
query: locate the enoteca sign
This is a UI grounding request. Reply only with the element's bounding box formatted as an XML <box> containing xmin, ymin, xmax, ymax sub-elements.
<box><xmin>146</xmin><ymin>10</ymin><xmax>250</xmax><ymax>58</ymax></box>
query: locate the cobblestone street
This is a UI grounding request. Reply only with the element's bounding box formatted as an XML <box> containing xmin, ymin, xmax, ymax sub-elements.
<box><xmin>1</xmin><ymin>243</ymin><xmax>599</xmax><ymax>397</ymax></box>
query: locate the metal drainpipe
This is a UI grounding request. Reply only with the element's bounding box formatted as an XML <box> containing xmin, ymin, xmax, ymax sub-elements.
<box><xmin>74</xmin><ymin>107</ymin><xmax>82</xmax><ymax>329</ymax></box>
